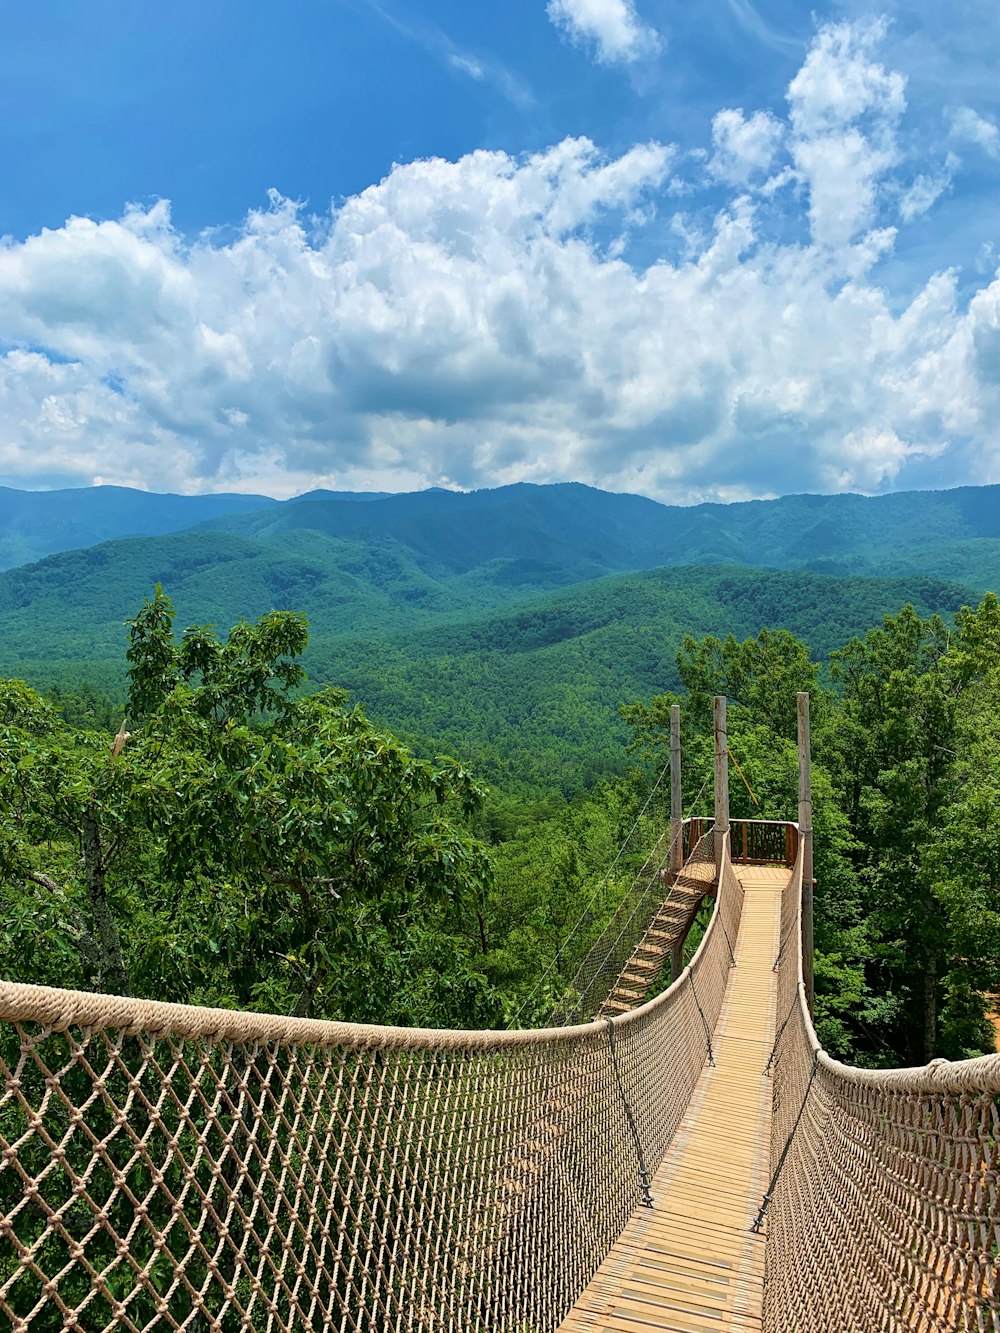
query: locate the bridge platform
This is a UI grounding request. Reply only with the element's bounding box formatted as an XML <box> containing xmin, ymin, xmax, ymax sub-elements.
<box><xmin>558</xmin><ymin>865</ymin><xmax>787</xmax><ymax>1333</ymax></box>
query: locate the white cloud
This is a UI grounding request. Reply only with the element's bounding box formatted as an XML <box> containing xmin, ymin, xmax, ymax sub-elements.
<box><xmin>787</xmin><ymin>20</ymin><xmax>906</xmax><ymax>251</ymax></box>
<box><xmin>547</xmin><ymin>0</ymin><xmax>660</xmax><ymax>65</ymax></box>
<box><xmin>448</xmin><ymin>53</ymin><xmax>485</xmax><ymax>81</ymax></box>
<box><xmin>948</xmin><ymin>105</ymin><xmax>1000</xmax><ymax>157</ymax></box>
<box><xmin>897</xmin><ymin>170</ymin><xmax>951</xmax><ymax>222</ymax></box>
<box><xmin>0</xmin><ymin>20</ymin><xmax>998</xmax><ymax>502</ymax></box>
<box><xmin>710</xmin><ymin>109</ymin><xmax>784</xmax><ymax>185</ymax></box>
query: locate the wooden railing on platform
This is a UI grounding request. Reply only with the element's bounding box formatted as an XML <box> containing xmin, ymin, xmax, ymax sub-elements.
<box><xmin>731</xmin><ymin>819</ymin><xmax>797</xmax><ymax>867</ymax></box>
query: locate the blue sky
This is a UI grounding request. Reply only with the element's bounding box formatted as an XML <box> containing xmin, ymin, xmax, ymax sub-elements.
<box><xmin>2</xmin><ymin>0</ymin><xmax>1000</xmax><ymax>500</ymax></box>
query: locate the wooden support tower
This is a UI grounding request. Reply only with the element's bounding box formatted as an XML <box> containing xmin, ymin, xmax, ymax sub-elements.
<box><xmin>714</xmin><ymin>695</ymin><xmax>730</xmax><ymax>872</ymax></box>
<box><xmin>670</xmin><ymin>703</ymin><xmax>685</xmax><ymax>981</ymax></box>
<box><xmin>797</xmin><ymin>690</ymin><xmax>814</xmax><ymax>1010</ymax></box>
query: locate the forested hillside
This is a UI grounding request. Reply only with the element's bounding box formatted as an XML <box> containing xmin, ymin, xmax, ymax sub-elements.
<box><xmin>0</xmin><ymin>542</ymin><xmax>970</xmax><ymax>791</ymax></box>
<box><xmin>193</xmin><ymin>479</ymin><xmax>1000</xmax><ymax>592</ymax></box>
<box><xmin>0</xmin><ymin>484</ymin><xmax>278</xmax><ymax>570</ymax></box>
<box><xmin>7</xmin><ymin>479</ymin><xmax>1000</xmax><ymax>589</ymax></box>
<box><xmin>0</xmin><ymin>483</ymin><xmax>394</xmax><ymax>571</ymax></box>
<box><xmin>2</xmin><ymin>479</ymin><xmax>998</xmax><ymax>1073</ymax></box>
<box><xmin>2</xmin><ymin>589</ymin><xmax>998</xmax><ymax>1073</ymax></box>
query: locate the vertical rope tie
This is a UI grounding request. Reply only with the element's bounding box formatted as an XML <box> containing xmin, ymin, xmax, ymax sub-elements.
<box><xmin>604</xmin><ymin>1018</ymin><xmax>654</xmax><ymax>1208</ymax></box>
<box><xmin>763</xmin><ymin>992</ymin><xmax>801</xmax><ymax>1077</ymax></box>
<box><xmin>688</xmin><ymin>971</ymin><xmax>715</xmax><ymax>1067</ymax></box>
<box><xmin>752</xmin><ymin>1049</ymin><xmax>820</xmax><ymax>1233</ymax></box>
<box><xmin>719</xmin><ymin>916</ymin><xmax>736</xmax><ymax>968</ymax></box>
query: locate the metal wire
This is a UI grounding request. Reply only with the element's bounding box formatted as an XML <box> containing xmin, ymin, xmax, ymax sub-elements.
<box><xmin>507</xmin><ymin>756</ymin><xmax>675</xmax><ymax>1029</ymax></box>
<box><xmin>549</xmin><ymin>773</ymin><xmax>713</xmax><ymax>1026</ymax></box>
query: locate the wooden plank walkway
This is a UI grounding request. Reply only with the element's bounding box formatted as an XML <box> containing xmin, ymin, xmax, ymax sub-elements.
<box><xmin>558</xmin><ymin>865</ymin><xmax>787</xmax><ymax>1333</ymax></box>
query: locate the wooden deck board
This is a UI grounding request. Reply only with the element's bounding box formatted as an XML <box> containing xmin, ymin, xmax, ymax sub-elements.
<box><xmin>558</xmin><ymin>866</ymin><xmax>787</xmax><ymax>1333</ymax></box>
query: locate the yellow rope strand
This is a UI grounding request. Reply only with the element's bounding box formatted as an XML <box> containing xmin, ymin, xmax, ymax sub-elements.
<box><xmin>727</xmin><ymin>746</ymin><xmax>760</xmax><ymax>807</ymax></box>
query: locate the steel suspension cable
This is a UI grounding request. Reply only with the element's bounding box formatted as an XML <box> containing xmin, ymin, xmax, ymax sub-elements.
<box><xmin>506</xmin><ymin>755</ymin><xmax>675</xmax><ymax>1028</ymax></box>
<box><xmin>552</xmin><ymin>771</ymin><xmax>713</xmax><ymax>1023</ymax></box>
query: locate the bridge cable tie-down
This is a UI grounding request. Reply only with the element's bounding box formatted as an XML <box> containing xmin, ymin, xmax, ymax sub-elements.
<box><xmin>719</xmin><ymin>917</ymin><xmax>736</xmax><ymax>968</ymax></box>
<box><xmin>604</xmin><ymin>1018</ymin><xmax>654</xmax><ymax>1208</ymax></box>
<box><xmin>688</xmin><ymin>971</ymin><xmax>715</xmax><ymax>1067</ymax></box>
<box><xmin>751</xmin><ymin>1049</ymin><xmax>820</xmax><ymax>1234</ymax></box>
<box><xmin>763</xmin><ymin>991</ymin><xmax>800</xmax><ymax>1077</ymax></box>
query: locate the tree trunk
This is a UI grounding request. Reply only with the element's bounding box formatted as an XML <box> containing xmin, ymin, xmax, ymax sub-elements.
<box><xmin>82</xmin><ymin>805</ymin><xmax>132</xmax><ymax>996</ymax></box>
<box><xmin>923</xmin><ymin>953</ymin><xmax>937</xmax><ymax>1063</ymax></box>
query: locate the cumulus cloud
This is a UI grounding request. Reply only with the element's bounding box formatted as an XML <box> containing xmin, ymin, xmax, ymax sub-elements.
<box><xmin>709</xmin><ymin>108</ymin><xmax>784</xmax><ymax>184</ymax></box>
<box><xmin>786</xmin><ymin>19</ymin><xmax>906</xmax><ymax>250</ymax></box>
<box><xmin>0</xmin><ymin>20</ymin><xmax>996</xmax><ymax>501</ymax></box>
<box><xmin>948</xmin><ymin>105</ymin><xmax>1000</xmax><ymax>157</ymax></box>
<box><xmin>547</xmin><ymin>0</ymin><xmax>660</xmax><ymax>65</ymax></box>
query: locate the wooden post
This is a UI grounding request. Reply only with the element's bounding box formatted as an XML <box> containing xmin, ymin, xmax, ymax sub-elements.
<box><xmin>669</xmin><ymin>704</ymin><xmax>686</xmax><ymax>982</ymax></box>
<box><xmin>797</xmin><ymin>691</ymin><xmax>815</xmax><ymax>1011</ymax></box>
<box><xmin>670</xmin><ymin>705</ymin><xmax>683</xmax><ymax>876</ymax></box>
<box><xmin>670</xmin><ymin>938</ymin><xmax>685</xmax><ymax>983</ymax></box>
<box><xmin>713</xmin><ymin>695</ymin><xmax>729</xmax><ymax>874</ymax></box>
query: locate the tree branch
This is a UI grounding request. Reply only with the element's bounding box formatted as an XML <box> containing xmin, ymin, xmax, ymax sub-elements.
<box><xmin>24</xmin><ymin>870</ymin><xmax>102</xmax><ymax>978</ymax></box>
<box><xmin>266</xmin><ymin>872</ymin><xmax>344</xmax><ymax>900</ymax></box>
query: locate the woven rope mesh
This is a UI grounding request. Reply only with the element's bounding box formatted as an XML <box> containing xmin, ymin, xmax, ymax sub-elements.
<box><xmin>764</xmin><ymin>851</ymin><xmax>1000</xmax><ymax>1333</ymax></box>
<box><xmin>0</xmin><ymin>835</ymin><xmax>741</xmax><ymax>1332</ymax></box>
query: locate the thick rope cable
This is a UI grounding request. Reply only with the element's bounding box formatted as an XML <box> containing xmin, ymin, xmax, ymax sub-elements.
<box><xmin>727</xmin><ymin>744</ymin><xmax>760</xmax><ymax>807</ymax></box>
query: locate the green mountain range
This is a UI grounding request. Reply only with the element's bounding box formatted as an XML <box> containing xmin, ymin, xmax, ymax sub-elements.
<box><xmin>6</xmin><ymin>478</ymin><xmax>1000</xmax><ymax>588</ymax></box>
<box><xmin>0</xmin><ymin>476</ymin><xmax>986</xmax><ymax>792</ymax></box>
<box><xmin>0</xmin><ymin>484</ymin><xmax>393</xmax><ymax>572</ymax></box>
<box><xmin>193</xmin><ymin>479</ymin><xmax>1000</xmax><ymax>591</ymax></box>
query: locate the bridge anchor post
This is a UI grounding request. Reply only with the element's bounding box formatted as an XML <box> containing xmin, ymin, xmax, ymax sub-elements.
<box><xmin>713</xmin><ymin>695</ymin><xmax>729</xmax><ymax>874</ymax></box>
<box><xmin>797</xmin><ymin>691</ymin><xmax>814</xmax><ymax>1011</ymax></box>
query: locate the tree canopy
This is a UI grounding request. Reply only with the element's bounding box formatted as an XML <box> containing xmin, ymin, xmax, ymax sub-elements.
<box><xmin>0</xmin><ymin>589</ymin><xmax>495</xmax><ymax>1026</ymax></box>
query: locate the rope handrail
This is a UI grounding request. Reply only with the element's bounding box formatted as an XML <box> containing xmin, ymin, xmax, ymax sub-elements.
<box><xmin>0</xmin><ymin>855</ymin><xmax>730</xmax><ymax>1049</ymax></box>
<box><xmin>0</xmin><ymin>828</ymin><xmax>746</xmax><ymax>1333</ymax></box>
<box><xmin>762</xmin><ymin>832</ymin><xmax>1000</xmax><ymax>1331</ymax></box>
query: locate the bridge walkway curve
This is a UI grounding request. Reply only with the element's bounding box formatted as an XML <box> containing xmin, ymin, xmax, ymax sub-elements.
<box><xmin>558</xmin><ymin>864</ymin><xmax>788</xmax><ymax>1333</ymax></box>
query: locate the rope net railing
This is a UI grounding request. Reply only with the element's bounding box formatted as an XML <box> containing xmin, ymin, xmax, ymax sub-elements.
<box><xmin>763</xmin><ymin>847</ymin><xmax>1000</xmax><ymax>1333</ymax></box>
<box><xmin>550</xmin><ymin>816</ymin><xmax>715</xmax><ymax>1026</ymax></box>
<box><xmin>0</xmin><ymin>840</ymin><xmax>744</xmax><ymax>1333</ymax></box>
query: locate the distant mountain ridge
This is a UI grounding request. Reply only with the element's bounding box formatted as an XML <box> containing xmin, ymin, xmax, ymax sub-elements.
<box><xmin>1</xmin><ymin>477</ymin><xmax>992</xmax><ymax>792</ymax></box>
<box><xmin>0</xmin><ymin>485</ymin><xmax>277</xmax><ymax>571</ymax></box>
<box><xmin>0</xmin><ymin>484</ymin><xmax>389</xmax><ymax>571</ymax></box>
<box><xmin>3</xmin><ymin>478</ymin><xmax>1000</xmax><ymax>588</ymax></box>
<box><xmin>194</xmin><ymin>479</ymin><xmax>1000</xmax><ymax>592</ymax></box>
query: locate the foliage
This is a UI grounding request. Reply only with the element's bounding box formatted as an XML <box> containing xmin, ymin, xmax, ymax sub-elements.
<box><xmin>0</xmin><ymin>589</ymin><xmax>495</xmax><ymax>1026</ymax></box>
<box><xmin>621</xmin><ymin>612</ymin><xmax>1000</xmax><ymax>1066</ymax></box>
<box><xmin>2</xmin><ymin>562</ymin><xmax>999</xmax><ymax>1069</ymax></box>
<box><xmin>0</xmin><ymin>492</ymin><xmax>974</xmax><ymax>797</ymax></box>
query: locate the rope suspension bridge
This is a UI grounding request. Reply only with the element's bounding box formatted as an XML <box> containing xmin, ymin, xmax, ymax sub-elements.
<box><xmin>0</xmin><ymin>696</ymin><xmax>997</xmax><ymax>1331</ymax></box>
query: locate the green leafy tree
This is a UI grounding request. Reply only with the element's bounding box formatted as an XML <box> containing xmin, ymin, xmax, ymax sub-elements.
<box><xmin>827</xmin><ymin>600</ymin><xmax>1000</xmax><ymax>1062</ymax></box>
<box><xmin>0</xmin><ymin>589</ymin><xmax>496</xmax><ymax>1025</ymax></box>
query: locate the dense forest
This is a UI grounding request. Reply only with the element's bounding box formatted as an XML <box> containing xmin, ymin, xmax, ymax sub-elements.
<box><xmin>2</xmin><ymin>584</ymin><xmax>998</xmax><ymax>1069</ymax></box>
